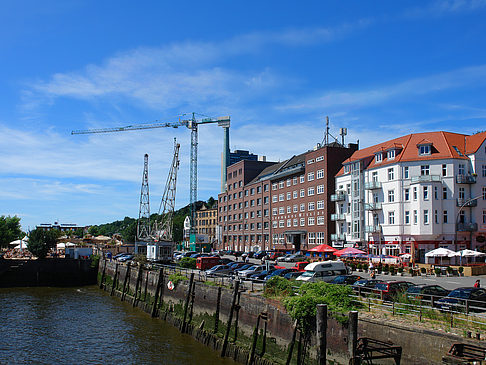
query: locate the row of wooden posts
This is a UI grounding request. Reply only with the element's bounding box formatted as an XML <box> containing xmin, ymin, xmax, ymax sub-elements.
<box><xmin>99</xmin><ymin>260</ymin><xmax>359</xmax><ymax>365</ymax></box>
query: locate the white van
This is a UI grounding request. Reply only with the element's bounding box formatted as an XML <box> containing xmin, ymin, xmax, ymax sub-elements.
<box><xmin>296</xmin><ymin>260</ymin><xmax>349</xmax><ymax>283</ymax></box>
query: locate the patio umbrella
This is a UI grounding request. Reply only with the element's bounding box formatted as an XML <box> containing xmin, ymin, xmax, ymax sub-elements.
<box><xmin>457</xmin><ymin>249</ymin><xmax>486</xmax><ymax>265</ymax></box>
<box><xmin>308</xmin><ymin>244</ymin><xmax>337</xmax><ymax>253</ymax></box>
<box><xmin>334</xmin><ymin>247</ymin><xmax>365</xmax><ymax>257</ymax></box>
<box><xmin>425</xmin><ymin>247</ymin><xmax>457</xmax><ymax>265</ymax></box>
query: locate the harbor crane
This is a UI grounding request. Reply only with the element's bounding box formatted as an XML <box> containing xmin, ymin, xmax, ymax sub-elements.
<box><xmin>72</xmin><ymin>113</ymin><xmax>231</xmax><ymax>244</ymax></box>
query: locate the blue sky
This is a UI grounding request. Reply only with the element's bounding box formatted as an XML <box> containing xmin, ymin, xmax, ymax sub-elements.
<box><xmin>1</xmin><ymin>0</ymin><xmax>486</xmax><ymax>231</ymax></box>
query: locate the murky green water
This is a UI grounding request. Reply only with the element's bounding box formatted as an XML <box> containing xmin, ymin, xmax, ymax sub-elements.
<box><xmin>0</xmin><ymin>286</ymin><xmax>237</xmax><ymax>364</ymax></box>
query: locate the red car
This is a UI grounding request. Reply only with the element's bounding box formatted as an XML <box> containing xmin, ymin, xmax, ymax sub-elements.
<box><xmin>372</xmin><ymin>281</ymin><xmax>415</xmax><ymax>300</ymax></box>
<box><xmin>268</xmin><ymin>252</ymin><xmax>285</xmax><ymax>260</ymax></box>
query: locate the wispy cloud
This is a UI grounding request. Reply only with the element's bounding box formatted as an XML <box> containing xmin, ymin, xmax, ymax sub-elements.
<box><xmin>405</xmin><ymin>0</ymin><xmax>486</xmax><ymax>18</ymax></box>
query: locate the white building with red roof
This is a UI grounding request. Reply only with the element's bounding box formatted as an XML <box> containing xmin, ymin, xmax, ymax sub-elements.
<box><xmin>331</xmin><ymin>131</ymin><xmax>486</xmax><ymax>263</ymax></box>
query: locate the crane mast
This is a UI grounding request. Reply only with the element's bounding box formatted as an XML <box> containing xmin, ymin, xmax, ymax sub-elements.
<box><xmin>137</xmin><ymin>153</ymin><xmax>151</xmax><ymax>241</ymax></box>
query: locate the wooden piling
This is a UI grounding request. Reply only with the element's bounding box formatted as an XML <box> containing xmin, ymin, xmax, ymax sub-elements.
<box><xmin>221</xmin><ymin>280</ymin><xmax>240</xmax><ymax>358</ymax></box>
<box><xmin>233</xmin><ymin>292</ymin><xmax>241</xmax><ymax>342</ymax></box>
<box><xmin>247</xmin><ymin>314</ymin><xmax>261</xmax><ymax>365</ymax></box>
<box><xmin>348</xmin><ymin>311</ymin><xmax>358</xmax><ymax>364</ymax></box>
<box><xmin>111</xmin><ymin>263</ymin><xmax>119</xmax><ymax>296</ymax></box>
<box><xmin>188</xmin><ymin>280</ymin><xmax>196</xmax><ymax>325</ymax></box>
<box><xmin>99</xmin><ymin>259</ymin><xmax>106</xmax><ymax>289</ymax></box>
<box><xmin>214</xmin><ymin>286</ymin><xmax>222</xmax><ymax>334</ymax></box>
<box><xmin>316</xmin><ymin>304</ymin><xmax>327</xmax><ymax>365</ymax></box>
<box><xmin>151</xmin><ymin>268</ymin><xmax>164</xmax><ymax>318</ymax></box>
<box><xmin>121</xmin><ymin>264</ymin><xmax>131</xmax><ymax>302</ymax></box>
<box><xmin>285</xmin><ymin>319</ymin><xmax>298</xmax><ymax>365</ymax></box>
<box><xmin>143</xmin><ymin>270</ymin><xmax>149</xmax><ymax>302</ymax></box>
<box><xmin>133</xmin><ymin>266</ymin><xmax>143</xmax><ymax>307</ymax></box>
<box><xmin>182</xmin><ymin>273</ymin><xmax>195</xmax><ymax>333</ymax></box>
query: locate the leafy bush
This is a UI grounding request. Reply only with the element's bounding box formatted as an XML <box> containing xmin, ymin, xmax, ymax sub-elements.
<box><xmin>178</xmin><ymin>257</ymin><xmax>196</xmax><ymax>269</ymax></box>
<box><xmin>446</xmin><ymin>266</ymin><xmax>453</xmax><ymax>274</ymax></box>
<box><xmin>459</xmin><ymin>266</ymin><xmax>464</xmax><ymax>274</ymax></box>
<box><xmin>264</xmin><ymin>276</ymin><xmax>294</xmax><ymax>297</ymax></box>
<box><xmin>168</xmin><ymin>273</ymin><xmax>187</xmax><ymax>286</ymax></box>
<box><xmin>420</xmin><ymin>267</ymin><xmax>426</xmax><ymax>274</ymax></box>
<box><xmin>357</xmin><ymin>263</ymin><xmax>362</xmax><ymax>271</ymax></box>
<box><xmin>398</xmin><ymin>267</ymin><xmax>404</xmax><ymax>273</ymax></box>
<box><xmin>90</xmin><ymin>254</ymin><xmax>100</xmax><ymax>268</ymax></box>
<box><xmin>434</xmin><ymin>268</ymin><xmax>441</xmax><ymax>276</ymax></box>
<box><xmin>284</xmin><ymin>282</ymin><xmax>359</xmax><ymax>330</ymax></box>
<box><xmin>363</xmin><ymin>263</ymin><xmax>368</xmax><ymax>271</ymax></box>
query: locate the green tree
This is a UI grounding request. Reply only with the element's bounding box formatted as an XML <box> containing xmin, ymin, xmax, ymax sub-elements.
<box><xmin>0</xmin><ymin>215</ymin><xmax>24</xmax><ymax>248</ymax></box>
<box><xmin>27</xmin><ymin>228</ymin><xmax>61</xmax><ymax>259</ymax></box>
<box><xmin>207</xmin><ymin>196</ymin><xmax>216</xmax><ymax>208</ymax></box>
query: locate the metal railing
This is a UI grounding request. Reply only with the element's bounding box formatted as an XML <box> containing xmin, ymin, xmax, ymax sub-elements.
<box><xmin>331</xmin><ymin>213</ymin><xmax>346</xmax><ymax>221</ymax></box>
<box><xmin>330</xmin><ymin>193</ymin><xmax>346</xmax><ymax>201</ymax></box>
<box><xmin>364</xmin><ymin>181</ymin><xmax>382</xmax><ymax>190</ymax></box>
<box><xmin>456</xmin><ymin>222</ymin><xmax>478</xmax><ymax>232</ymax></box>
<box><xmin>456</xmin><ymin>175</ymin><xmax>477</xmax><ymax>184</ymax></box>
<box><xmin>457</xmin><ymin>198</ymin><xmax>478</xmax><ymax>207</ymax></box>
<box><xmin>410</xmin><ymin>175</ymin><xmax>441</xmax><ymax>183</ymax></box>
<box><xmin>364</xmin><ymin>202</ymin><xmax>382</xmax><ymax>210</ymax></box>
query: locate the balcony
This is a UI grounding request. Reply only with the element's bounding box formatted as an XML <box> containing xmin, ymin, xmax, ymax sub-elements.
<box><xmin>456</xmin><ymin>222</ymin><xmax>478</xmax><ymax>232</ymax></box>
<box><xmin>331</xmin><ymin>233</ymin><xmax>346</xmax><ymax>241</ymax></box>
<box><xmin>365</xmin><ymin>225</ymin><xmax>381</xmax><ymax>233</ymax></box>
<box><xmin>364</xmin><ymin>181</ymin><xmax>382</xmax><ymax>190</ymax></box>
<box><xmin>331</xmin><ymin>213</ymin><xmax>346</xmax><ymax>221</ymax></box>
<box><xmin>364</xmin><ymin>202</ymin><xmax>382</xmax><ymax>210</ymax></box>
<box><xmin>330</xmin><ymin>192</ymin><xmax>346</xmax><ymax>202</ymax></box>
<box><xmin>456</xmin><ymin>198</ymin><xmax>478</xmax><ymax>207</ymax></box>
<box><xmin>410</xmin><ymin>175</ymin><xmax>441</xmax><ymax>184</ymax></box>
<box><xmin>456</xmin><ymin>175</ymin><xmax>477</xmax><ymax>184</ymax></box>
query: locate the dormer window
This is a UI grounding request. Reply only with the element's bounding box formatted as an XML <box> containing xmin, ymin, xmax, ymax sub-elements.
<box><xmin>375</xmin><ymin>153</ymin><xmax>383</xmax><ymax>163</ymax></box>
<box><xmin>419</xmin><ymin>145</ymin><xmax>431</xmax><ymax>156</ymax></box>
<box><xmin>387</xmin><ymin>149</ymin><xmax>396</xmax><ymax>160</ymax></box>
<box><xmin>344</xmin><ymin>165</ymin><xmax>350</xmax><ymax>174</ymax></box>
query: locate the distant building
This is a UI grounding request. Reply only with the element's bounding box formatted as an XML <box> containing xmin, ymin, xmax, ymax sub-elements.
<box><xmin>36</xmin><ymin>222</ymin><xmax>86</xmax><ymax>233</ymax></box>
<box><xmin>221</xmin><ymin>149</ymin><xmax>262</xmax><ymax>191</ymax></box>
<box><xmin>194</xmin><ymin>204</ymin><xmax>218</xmax><ymax>244</ymax></box>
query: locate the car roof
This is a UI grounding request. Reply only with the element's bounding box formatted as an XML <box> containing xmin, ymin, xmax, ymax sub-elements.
<box><xmin>304</xmin><ymin>260</ymin><xmax>344</xmax><ymax>270</ymax></box>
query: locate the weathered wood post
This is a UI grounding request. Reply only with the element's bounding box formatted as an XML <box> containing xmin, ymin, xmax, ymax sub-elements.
<box><xmin>99</xmin><ymin>259</ymin><xmax>107</xmax><ymax>289</ymax></box>
<box><xmin>143</xmin><ymin>270</ymin><xmax>149</xmax><ymax>302</ymax></box>
<box><xmin>348</xmin><ymin>311</ymin><xmax>358</xmax><ymax>364</ymax></box>
<box><xmin>247</xmin><ymin>314</ymin><xmax>262</xmax><ymax>365</ymax></box>
<box><xmin>233</xmin><ymin>291</ymin><xmax>241</xmax><ymax>342</ymax></box>
<box><xmin>121</xmin><ymin>264</ymin><xmax>131</xmax><ymax>302</ymax></box>
<box><xmin>133</xmin><ymin>266</ymin><xmax>143</xmax><ymax>307</ymax></box>
<box><xmin>221</xmin><ymin>280</ymin><xmax>240</xmax><ymax>357</ymax></box>
<box><xmin>151</xmin><ymin>268</ymin><xmax>164</xmax><ymax>318</ymax></box>
<box><xmin>214</xmin><ymin>286</ymin><xmax>222</xmax><ymax>334</ymax></box>
<box><xmin>111</xmin><ymin>263</ymin><xmax>119</xmax><ymax>296</ymax></box>
<box><xmin>285</xmin><ymin>319</ymin><xmax>299</xmax><ymax>365</ymax></box>
<box><xmin>188</xmin><ymin>280</ymin><xmax>196</xmax><ymax>325</ymax></box>
<box><xmin>182</xmin><ymin>273</ymin><xmax>195</xmax><ymax>333</ymax></box>
<box><xmin>316</xmin><ymin>304</ymin><xmax>327</xmax><ymax>365</ymax></box>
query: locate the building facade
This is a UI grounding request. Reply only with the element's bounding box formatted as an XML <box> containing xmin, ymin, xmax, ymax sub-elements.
<box><xmin>217</xmin><ymin>142</ymin><xmax>358</xmax><ymax>252</ymax></box>
<box><xmin>332</xmin><ymin>131</ymin><xmax>486</xmax><ymax>262</ymax></box>
<box><xmin>194</xmin><ymin>204</ymin><xmax>218</xmax><ymax>244</ymax></box>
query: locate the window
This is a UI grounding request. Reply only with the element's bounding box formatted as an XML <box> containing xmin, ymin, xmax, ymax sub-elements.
<box><xmin>413</xmin><ymin>187</ymin><xmax>417</xmax><ymax>200</ymax></box>
<box><xmin>287</xmin><ymin>206</ymin><xmax>291</xmax><ymax>213</ymax></box>
<box><xmin>388</xmin><ymin>168</ymin><xmax>394</xmax><ymax>180</ymax></box>
<box><xmin>317</xmin><ymin>169</ymin><xmax>324</xmax><ymax>179</ymax></box>
<box><xmin>264</xmin><ymin>209</ymin><xmax>269</xmax><ymax>217</ymax></box>
<box><xmin>286</xmin><ymin>192</ymin><xmax>291</xmax><ymax>200</ymax></box>
<box><xmin>483</xmin><ymin>186</ymin><xmax>486</xmax><ymax>200</ymax></box>
<box><xmin>300</xmin><ymin>203</ymin><xmax>305</xmax><ymax>212</ymax></box>
<box><xmin>435</xmin><ymin>210</ymin><xmax>438</xmax><ymax>224</ymax></box>
<box><xmin>413</xmin><ymin>210</ymin><xmax>418</xmax><ymax>224</ymax></box>
<box><xmin>308</xmin><ymin>202</ymin><xmax>315</xmax><ymax>210</ymax></box>
<box><xmin>279</xmin><ymin>207</ymin><xmax>284</xmax><ymax>214</ymax></box>
<box><xmin>434</xmin><ymin>186</ymin><xmax>438</xmax><ymax>200</ymax></box>
<box><xmin>375</xmin><ymin>153</ymin><xmax>383</xmax><ymax>163</ymax></box>
<box><xmin>388</xmin><ymin>190</ymin><xmax>395</xmax><ymax>202</ymax></box>
<box><xmin>443</xmin><ymin>187</ymin><xmax>447</xmax><ymax>200</ymax></box>
<box><xmin>300</xmin><ymin>218</ymin><xmax>305</xmax><ymax>226</ymax></box>
<box><xmin>250</xmin><ymin>211</ymin><xmax>255</xmax><ymax>218</ymax></box>
<box><xmin>308</xmin><ymin>217</ymin><xmax>315</xmax><ymax>225</ymax></box>
<box><xmin>287</xmin><ymin>219</ymin><xmax>291</xmax><ymax>227</ymax></box>
<box><xmin>308</xmin><ymin>172</ymin><xmax>315</xmax><ymax>181</ymax></box>
<box><xmin>443</xmin><ymin>210</ymin><xmax>448</xmax><ymax>224</ymax></box>
<box><xmin>483</xmin><ymin>210</ymin><xmax>486</xmax><ymax>224</ymax></box>
<box><xmin>308</xmin><ymin>232</ymin><xmax>315</xmax><ymax>244</ymax></box>
<box><xmin>264</xmin><ymin>184</ymin><xmax>269</xmax><ymax>192</ymax></box>
<box><xmin>317</xmin><ymin>216</ymin><xmax>325</xmax><ymax>225</ymax></box>
<box><xmin>388</xmin><ymin>211</ymin><xmax>395</xmax><ymax>225</ymax></box>
<box><xmin>273</xmin><ymin>221</ymin><xmax>278</xmax><ymax>228</ymax></box>
<box><xmin>317</xmin><ymin>200</ymin><xmax>324</xmax><ymax>210</ymax></box>
<box><xmin>293</xmin><ymin>204</ymin><xmax>298</xmax><ymax>212</ymax></box>
<box><xmin>421</xmin><ymin>165</ymin><xmax>430</xmax><ymax>176</ymax></box>
<box><xmin>442</xmin><ymin>164</ymin><xmax>447</xmax><ymax>177</ymax></box>
<box><xmin>300</xmin><ymin>189</ymin><xmax>305</xmax><ymax>198</ymax></box>
<box><xmin>272</xmin><ymin>183</ymin><xmax>277</xmax><ymax>191</ymax></box>
<box><xmin>272</xmin><ymin>195</ymin><xmax>278</xmax><ymax>203</ymax></box>
<box><xmin>387</xmin><ymin>149</ymin><xmax>395</xmax><ymax>160</ymax></box>
<box><xmin>286</xmin><ymin>179</ymin><xmax>291</xmax><ymax>187</ymax></box>
<box><xmin>372</xmin><ymin>171</ymin><xmax>378</xmax><ymax>182</ymax></box>
<box><xmin>300</xmin><ymin>175</ymin><xmax>305</xmax><ymax>183</ymax></box>
<box><xmin>293</xmin><ymin>219</ymin><xmax>298</xmax><ymax>227</ymax></box>
<box><xmin>404</xmin><ymin>166</ymin><xmax>409</xmax><ymax>179</ymax></box>
<box><xmin>419</xmin><ymin>145</ymin><xmax>431</xmax><ymax>155</ymax></box>
<box><xmin>316</xmin><ymin>156</ymin><xmax>324</xmax><ymax>162</ymax></box>
<box><xmin>317</xmin><ymin>185</ymin><xmax>324</xmax><ymax>194</ymax></box>
<box><xmin>279</xmin><ymin>194</ymin><xmax>284</xmax><ymax>201</ymax></box>
<box><xmin>423</xmin><ymin>186</ymin><xmax>429</xmax><ymax>200</ymax></box>
<box><xmin>251</xmin><ymin>188</ymin><xmax>255</xmax><ymax>195</ymax></box>
<box><xmin>344</xmin><ymin>165</ymin><xmax>350</xmax><ymax>174</ymax></box>
<box><xmin>293</xmin><ymin>191</ymin><xmax>298</xmax><ymax>199</ymax></box>
<box><xmin>257</xmin><ymin>186</ymin><xmax>261</xmax><ymax>193</ymax></box>
<box><xmin>404</xmin><ymin>188</ymin><xmax>410</xmax><ymax>201</ymax></box>
<box><xmin>459</xmin><ymin>187</ymin><xmax>465</xmax><ymax>200</ymax></box>
<box><xmin>405</xmin><ymin>211</ymin><xmax>410</xmax><ymax>224</ymax></box>
<box><xmin>257</xmin><ymin>198</ymin><xmax>262</xmax><ymax>206</ymax></box>
<box><xmin>293</xmin><ymin>177</ymin><xmax>298</xmax><ymax>185</ymax></box>
<box><xmin>424</xmin><ymin>210</ymin><xmax>429</xmax><ymax>224</ymax></box>
<box><xmin>279</xmin><ymin>181</ymin><xmax>284</xmax><ymax>189</ymax></box>
<box><xmin>482</xmin><ymin>165</ymin><xmax>486</xmax><ymax>178</ymax></box>
<box><xmin>458</xmin><ymin>164</ymin><xmax>465</xmax><ymax>175</ymax></box>
<box><xmin>250</xmin><ymin>200</ymin><xmax>255</xmax><ymax>207</ymax></box>
<box><xmin>308</xmin><ymin>187</ymin><xmax>315</xmax><ymax>196</ymax></box>
<box><xmin>279</xmin><ymin>220</ymin><xmax>284</xmax><ymax>228</ymax></box>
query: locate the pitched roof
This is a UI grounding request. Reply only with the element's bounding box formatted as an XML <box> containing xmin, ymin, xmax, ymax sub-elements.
<box><xmin>337</xmin><ymin>131</ymin><xmax>486</xmax><ymax>176</ymax></box>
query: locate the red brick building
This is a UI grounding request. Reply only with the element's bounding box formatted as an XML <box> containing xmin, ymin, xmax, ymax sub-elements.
<box><xmin>217</xmin><ymin>142</ymin><xmax>358</xmax><ymax>252</ymax></box>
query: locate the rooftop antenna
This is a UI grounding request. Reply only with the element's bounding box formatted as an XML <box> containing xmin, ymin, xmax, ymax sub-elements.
<box><xmin>325</xmin><ymin>116</ymin><xmax>329</xmax><ymax>146</ymax></box>
<box><xmin>339</xmin><ymin>128</ymin><xmax>347</xmax><ymax>146</ymax></box>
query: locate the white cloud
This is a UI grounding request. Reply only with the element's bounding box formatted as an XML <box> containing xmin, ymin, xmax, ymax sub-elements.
<box><xmin>405</xmin><ymin>0</ymin><xmax>486</xmax><ymax>18</ymax></box>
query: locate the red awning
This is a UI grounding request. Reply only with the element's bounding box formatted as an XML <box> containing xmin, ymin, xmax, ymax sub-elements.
<box><xmin>308</xmin><ymin>244</ymin><xmax>337</xmax><ymax>253</ymax></box>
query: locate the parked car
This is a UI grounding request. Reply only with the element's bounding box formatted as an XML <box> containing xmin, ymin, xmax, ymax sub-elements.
<box><xmin>352</xmin><ymin>279</ymin><xmax>384</xmax><ymax>294</ymax></box>
<box><xmin>292</xmin><ymin>261</ymin><xmax>311</xmax><ymax>272</ymax></box>
<box><xmin>250</xmin><ymin>269</ymin><xmax>276</xmax><ymax>281</ymax></box>
<box><xmin>219</xmin><ymin>258</ymin><xmax>234</xmax><ymax>265</ymax></box>
<box><xmin>284</xmin><ymin>271</ymin><xmax>303</xmax><ymax>280</ymax></box>
<box><xmin>372</xmin><ymin>281</ymin><xmax>415</xmax><ymax>300</ymax></box>
<box><xmin>253</xmin><ymin>251</ymin><xmax>267</xmax><ymax>259</ymax></box>
<box><xmin>232</xmin><ymin>264</ymin><xmax>253</xmax><ymax>274</ymax></box>
<box><xmin>228</xmin><ymin>262</ymin><xmax>247</xmax><ymax>270</ymax></box>
<box><xmin>436</xmin><ymin>287</ymin><xmax>486</xmax><ymax>312</ymax></box>
<box><xmin>406</xmin><ymin>285</ymin><xmax>450</xmax><ymax>301</ymax></box>
<box><xmin>118</xmin><ymin>254</ymin><xmax>134</xmax><ymax>262</ymax></box>
<box><xmin>206</xmin><ymin>265</ymin><xmax>233</xmax><ymax>277</ymax></box>
<box><xmin>238</xmin><ymin>265</ymin><xmax>270</xmax><ymax>278</ymax></box>
<box><xmin>296</xmin><ymin>261</ymin><xmax>349</xmax><ymax>283</ymax></box>
<box><xmin>330</xmin><ymin>275</ymin><xmax>362</xmax><ymax>285</ymax></box>
<box><xmin>264</xmin><ymin>268</ymin><xmax>298</xmax><ymax>281</ymax></box>
<box><xmin>280</xmin><ymin>253</ymin><xmax>307</xmax><ymax>263</ymax></box>
<box><xmin>268</xmin><ymin>252</ymin><xmax>284</xmax><ymax>260</ymax></box>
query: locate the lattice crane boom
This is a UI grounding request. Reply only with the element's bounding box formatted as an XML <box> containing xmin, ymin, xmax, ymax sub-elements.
<box><xmin>137</xmin><ymin>153</ymin><xmax>151</xmax><ymax>241</ymax></box>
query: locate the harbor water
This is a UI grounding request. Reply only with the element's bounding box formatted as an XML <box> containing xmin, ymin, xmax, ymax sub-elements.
<box><xmin>0</xmin><ymin>286</ymin><xmax>237</xmax><ymax>364</ymax></box>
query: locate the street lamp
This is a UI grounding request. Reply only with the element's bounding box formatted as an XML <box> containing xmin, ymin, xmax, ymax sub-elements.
<box><xmin>454</xmin><ymin>194</ymin><xmax>483</xmax><ymax>251</ymax></box>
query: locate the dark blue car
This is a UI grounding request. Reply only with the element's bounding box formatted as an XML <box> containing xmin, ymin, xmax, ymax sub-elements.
<box><xmin>264</xmin><ymin>268</ymin><xmax>297</xmax><ymax>281</ymax></box>
<box><xmin>436</xmin><ymin>287</ymin><xmax>486</xmax><ymax>312</ymax></box>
